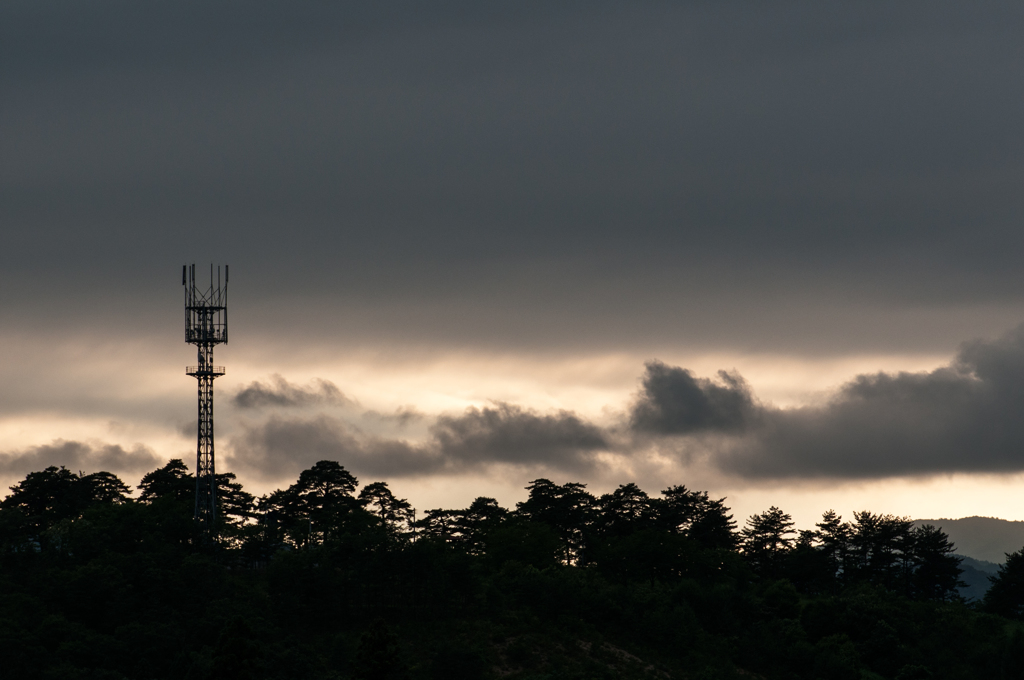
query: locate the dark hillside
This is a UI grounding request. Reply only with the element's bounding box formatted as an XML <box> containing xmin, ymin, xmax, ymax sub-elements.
<box><xmin>958</xmin><ymin>556</ymin><xmax>1000</xmax><ymax>601</ymax></box>
<box><xmin>915</xmin><ymin>517</ymin><xmax>1024</xmax><ymax>564</ymax></box>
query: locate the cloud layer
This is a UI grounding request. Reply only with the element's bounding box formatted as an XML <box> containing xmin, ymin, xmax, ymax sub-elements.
<box><xmin>630</xmin><ymin>362</ymin><xmax>758</xmax><ymax>435</ymax></box>
<box><xmin>6</xmin><ymin>324</ymin><xmax>1024</xmax><ymax>490</ymax></box>
<box><xmin>233</xmin><ymin>375</ymin><xmax>351</xmax><ymax>409</ymax></box>
<box><xmin>223</xmin><ymin>324</ymin><xmax>1024</xmax><ymax>484</ymax></box>
<box><xmin>631</xmin><ymin>325</ymin><xmax>1024</xmax><ymax>480</ymax></box>
<box><xmin>0</xmin><ymin>440</ymin><xmax>161</xmax><ymax>482</ymax></box>
<box><xmin>227</xmin><ymin>402</ymin><xmax>610</xmax><ymax>481</ymax></box>
<box><xmin>3</xmin><ymin>2</ymin><xmax>1024</xmax><ymax>357</ymax></box>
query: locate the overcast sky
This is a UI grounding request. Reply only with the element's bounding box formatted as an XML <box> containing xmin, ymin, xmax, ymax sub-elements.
<box><xmin>3</xmin><ymin>1</ymin><xmax>1024</xmax><ymax>528</ymax></box>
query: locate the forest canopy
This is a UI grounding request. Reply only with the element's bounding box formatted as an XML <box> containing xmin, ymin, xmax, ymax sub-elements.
<box><xmin>0</xmin><ymin>460</ymin><xmax>1021</xmax><ymax>680</ymax></box>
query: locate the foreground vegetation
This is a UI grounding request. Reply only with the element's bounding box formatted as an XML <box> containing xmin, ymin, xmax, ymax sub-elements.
<box><xmin>1</xmin><ymin>461</ymin><xmax>1023</xmax><ymax>679</ymax></box>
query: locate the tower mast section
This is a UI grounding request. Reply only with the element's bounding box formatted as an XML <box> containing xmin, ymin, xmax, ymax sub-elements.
<box><xmin>183</xmin><ymin>263</ymin><xmax>228</xmax><ymax>535</ymax></box>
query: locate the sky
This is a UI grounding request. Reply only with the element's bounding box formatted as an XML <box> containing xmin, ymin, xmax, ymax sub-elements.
<box><xmin>3</xmin><ymin>1</ymin><xmax>1024</xmax><ymax>530</ymax></box>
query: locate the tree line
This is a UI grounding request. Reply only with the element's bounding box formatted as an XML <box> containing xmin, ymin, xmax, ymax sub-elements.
<box><xmin>0</xmin><ymin>459</ymin><xmax>1023</xmax><ymax>679</ymax></box>
<box><xmin>0</xmin><ymin>460</ymin><xmax>965</xmax><ymax>601</ymax></box>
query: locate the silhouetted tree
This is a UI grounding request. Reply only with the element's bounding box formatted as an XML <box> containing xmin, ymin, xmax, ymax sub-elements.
<box><xmin>591</xmin><ymin>483</ymin><xmax>686</xmax><ymax>583</ymax></box>
<box><xmin>985</xmin><ymin>547</ymin><xmax>1024</xmax><ymax>618</ymax></box>
<box><xmin>0</xmin><ymin>466</ymin><xmax>132</xmax><ymax>549</ymax></box>
<box><xmin>137</xmin><ymin>459</ymin><xmax>193</xmax><ymax>503</ymax></box>
<box><xmin>484</xmin><ymin>516</ymin><xmax>562</xmax><ymax>569</ymax></box>
<box><xmin>262</xmin><ymin>460</ymin><xmax>364</xmax><ymax>547</ymax></box>
<box><xmin>786</xmin><ymin>528</ymin><xmax>839</xmax><ymax>594</ymax></box>
<box><xmin>795</xmin><ymin>511</ymin><xmax>961</xmax><ymax>599</ymax></box>
<box><xmin>252</xmin><ymin>488</ymin><xmax>292</xmax><ymax>552</ymax></box>
<box><xmin>414</xmin><ymin>508</ymin><xmax>463</xmax><ymax>545</ymax></box>
<box><xmin>778</xmin><ymin>509</ymin><xmax>855</xmax><ymax>594</ymax></box>
<box><xmin>848</xmin><ymin>511</ymin><xmax>913</xmax><ymax>589</ymax></box>
<box><xmin>594</xmin><ymin>483</ymin><xmax>657</xmax><ymax>537</ymax></box>
<box><xmin>457</xmin><ymin>496</ymin><xmax>507</xmax><ymax>554</ymax></box>
<box><xmin>215</xmin><ymin>472</ymin><xmax>257</xmax><ymax>550</ymax></box>
<box><xmin>413</xmin><ymin>497</ymin><xmax>507</xmax><ymax>554</ymax></box>
<box><xmin>907</xmin><ymin>524</ymin><xmax>963</xmax><ymax>601</ymax></box>
<box><xmin>516</xmin><ymin>478</ymin><xmax>596</xmax><ymax>565</ymax></box>
<box><xmin>359</xmin><ymin>481</ymin><xmax>414</xmax><ymax>534</ymax></box>
<box><xmin>81</xmin><ymin>471</ymin><xmax>132</xmax><ymax>505</ymax></box>
<box><xmin>741</xmin><ymin>506</ymin><xmax>795</xmax><ymax>577</ymax></box>
<box><xmin>2</xmin><ymin>466</ymin><xmax>83</xmax><ymax>531</ymax></box>
<box><xmin>814</xmin><ymin>510</ymin><xmax>852</xmax><ymax>583</ymax></box>
<box><xmin>659</xmin><ymin>485</ymin><xmax>738</xmax><ymax>550</ymax></box>
<box><xmin>137</xmin><ymin>461</ymin><xmax>254</xmax><ymax>544</ymax></box>
<box><xmin>216</xmin><ymin>472</ymin><xmax>256</xmax><ymax>524</ymax></box>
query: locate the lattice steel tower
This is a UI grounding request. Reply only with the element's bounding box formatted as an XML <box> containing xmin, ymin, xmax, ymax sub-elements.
<box><xmin>183</xmin><ymin>263</ymin><xmax>228</xmax><ymax>534</ymax></box>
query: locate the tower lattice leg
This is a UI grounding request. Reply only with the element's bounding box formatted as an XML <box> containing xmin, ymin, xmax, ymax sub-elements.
<box><xmin>195</xmin><ymin>343</ymin><xmax>217</xmax><ymax>531</ymax></box>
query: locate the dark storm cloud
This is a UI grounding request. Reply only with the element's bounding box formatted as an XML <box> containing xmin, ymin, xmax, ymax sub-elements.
<box><xmin>431</xmin><ymin>403</ymin><xmax>608</xmax><ymax>469</ymax></box>
<box><xmin>642</xmin><ymin>325</ymin><xmax>1024</xmax><ymax>479</ymax></box>
<box><xmin>4</xmin><ymin>2</ymin><xmax>1024</xmax><ymax>355</ymax></box>
<box><xmin>630</xmin><ymin>361</ymin><xmax>758</xmax><ymax>434</ymax></box>
<box><xmin>0</xmin><ymin>440</ymin><xmax>161</xmax><ymax>480</ymax></box>
<box><xmin>361</xmin><ymin>406</ymin><xmax>424</xmax><ymax>428</ymax></box>
<box><xmin>233</xmin><ymin>375</ymin><xmax>351</xmax><ymax>409</ymax></box>
<box><xmin>227</xmin><ymin>415</ymin><xmax>431</xmax><ymax>480</ymax></box>
<box><xmin>228</xmin><ymin>402</ymin><xmax>610</xmax><ymax>481</ymax></box>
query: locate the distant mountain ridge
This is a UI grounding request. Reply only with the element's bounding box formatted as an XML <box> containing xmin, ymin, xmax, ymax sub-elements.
<box><xmin>910</xmin><ymin>516</ymin><xmax>1023</xmax><ymax>601</ymax></box>
<box><xmin>914</xmin><ymin>516</ymin><xmax>1024</xmax><ymax>564</ymax></box>
<box><xmin>956</xmin><ymin>556</ymin><xmax>999</xmax><ymax>601</ymax></box>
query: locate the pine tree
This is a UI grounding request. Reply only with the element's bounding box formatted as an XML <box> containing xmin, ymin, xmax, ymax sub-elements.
<box><xmin>741</xmin><ymin>506</ymin><xmax>795</xmax><ymax>577</ymax></box>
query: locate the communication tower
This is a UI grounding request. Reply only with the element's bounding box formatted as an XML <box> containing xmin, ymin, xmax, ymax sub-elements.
<box><xmin>183</xmin><ymin>263</ymin><xmax>228</xmax><ymax>534</ymax></box>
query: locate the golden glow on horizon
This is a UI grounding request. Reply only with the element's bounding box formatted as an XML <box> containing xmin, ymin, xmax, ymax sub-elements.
<box><xmin>225</xmin><ymin>347</ymin><xmax>954</xmax><ymax>419</ymax></box>
<box><xmin>0</xmin><ymin>333</ymin><xmax>1010</xmax><ymax>526</ymax></box>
